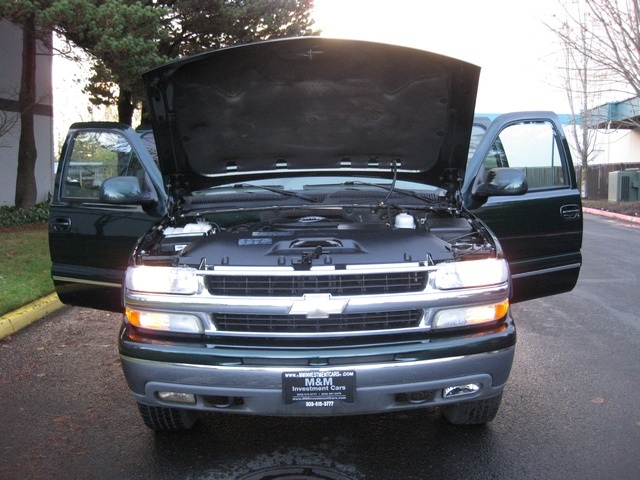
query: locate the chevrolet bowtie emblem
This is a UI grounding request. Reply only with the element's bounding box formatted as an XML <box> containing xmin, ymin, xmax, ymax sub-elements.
<box><xmin>298</xmin><ymin>48</ymin><xmax>324</xmax><ymax>60</ymax></box>
<box><xmin>288</xmin><ymin>294</ymin><xmax>348</xmax><ymax>319</ymax></box>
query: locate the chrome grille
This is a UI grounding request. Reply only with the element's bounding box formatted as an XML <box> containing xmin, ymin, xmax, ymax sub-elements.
<box><xmin>213</xmin><ymin>310</ymin><xmax>422</xmax><ymax>333</ymax></box>
<box><xmin>205</xmin><ymin>271</ymin><xmax>427</xmax><ymax>296</ymax></box>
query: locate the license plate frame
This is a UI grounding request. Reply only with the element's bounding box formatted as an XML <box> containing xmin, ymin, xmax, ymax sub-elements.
<box><xmin>283</xmin><ymin>370</ymin><xmax>356</xmax><ymax>406</ymax></box>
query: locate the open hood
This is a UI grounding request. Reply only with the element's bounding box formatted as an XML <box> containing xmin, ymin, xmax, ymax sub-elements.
<box><xmin>144</xmin><ymin>37</ymin><xmax>480</xmax><ymax>191</ymax></box>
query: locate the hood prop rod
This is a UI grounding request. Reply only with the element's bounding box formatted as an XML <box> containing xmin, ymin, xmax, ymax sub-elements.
<box><xmin>377</xmin><ymin>159</ymin><xmax>398</xmax><ymax>208</ymax></box>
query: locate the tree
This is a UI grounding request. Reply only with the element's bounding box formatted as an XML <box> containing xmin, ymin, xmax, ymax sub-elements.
<box><xmin>551</xmin><ymin>1</ymin><xmax>606</xmax><ymax>198</ymax></box>
<box><xmin>109</xmin><ymin>0</ymin><xmax>319</xmax><ymax>124</ymax></box>
<box><xmin>553</xmin><ymin>0</ymin><xmax>640</xmax><ymax>126</ymax></box>
<box><xmin>582</xmin><ymin>0</ymin><xmax>640</xmax><ymax>101</ymax></box>
<box><xmin>550</xmin><ymin>0</ymin><xmax>640</xmax><ymax>198</ymax></box>
<box><xmin>50</xmin><ymin>1</ymin><xmax>318</xmax><ymax>125</ymax></box>
<box><xmin>155</xmin><ymin>0</ymin><xmax>319</xmax><ymax>58</ymax></box>
<box><xmin>1</xmin><ymin>0</ymin><xmax>164</xmax><ymax>208</ymax></box>
<box><xmin>0</xmin><ymin>1</ymin><xmax>47</xmax><ymax>209</ymax></box>
<box><xmin>42</xmin><ymin>0</ymin><xmax>167</xmax><ymax>126</ymax></box>
<box><xmin>15</xmin><ymin>9</ymin><xmax>38</xmax><ymax>209</ymax></box>
<box><xmin>1</xmin><ymin>0</ymin><xmax>317</xmax><ymax>208</ymax></box>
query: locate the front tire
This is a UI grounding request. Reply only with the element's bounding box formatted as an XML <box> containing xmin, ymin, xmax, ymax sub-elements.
<box><xmin>137</xmin><ymin>402</ymin><xmax>199</xmax><ymax>431</ymax></box>
<box><xmin>440</xmin><ymin>393</ymin><xmax>502</xmax><ymax>425</ymax></box>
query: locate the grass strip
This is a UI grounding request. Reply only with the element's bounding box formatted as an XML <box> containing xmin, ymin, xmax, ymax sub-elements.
<box><xmin>0</xmin><ymin>226</ymin><xmax>54</xmax><ymax>316</ymax></box>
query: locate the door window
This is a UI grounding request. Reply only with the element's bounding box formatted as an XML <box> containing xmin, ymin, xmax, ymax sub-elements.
<box><xmin>60</xmin><ymin>131</ymin><xmax>144</xmax><ymax>200</ymax></box>
<box><xmin>483</xmin><ymin>121</ymin><xmax>568</xmax><ymax>189</ymax></box>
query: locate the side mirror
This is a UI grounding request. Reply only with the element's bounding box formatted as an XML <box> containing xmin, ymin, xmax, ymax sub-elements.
<box><xmin>473</xmin><ymin>168</ymin><xmax>528</xmax><ymax>197</ymax></box>
<box><xmin>100</xmin><ymin>176</ymin><xmax>158</xmax><ymax>206</ymax></box>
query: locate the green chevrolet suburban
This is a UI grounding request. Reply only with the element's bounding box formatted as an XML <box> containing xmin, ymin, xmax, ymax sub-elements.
<box><xmin>49</xmin><ymin>38</ymin><xmax>582</xmax><ymax>430</ymax></box>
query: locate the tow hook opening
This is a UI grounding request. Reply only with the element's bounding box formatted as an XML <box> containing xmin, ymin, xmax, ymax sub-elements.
<box><xmin>398</xmin><ymin>390</ymin><xmax>436</xmax><ymax>404</ymax></box>
<box><xmin>203</xmin><ymin>395</ymin><xmax>244</xmax><ymax>408</ymax></box>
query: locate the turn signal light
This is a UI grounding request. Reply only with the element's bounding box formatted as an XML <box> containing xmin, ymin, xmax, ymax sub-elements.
<box><xmin>125</xmin><ymin>308</ymin><xmax>203</xmax><ymax>334</ymax></box>
<box><xmin>433</xmin><ymin>300</ymin><xmax>509</xmax><ymax>329</ymax></box>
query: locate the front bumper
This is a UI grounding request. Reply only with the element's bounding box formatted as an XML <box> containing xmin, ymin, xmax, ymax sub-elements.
<box><xmin>119</xmin><ymin>318</ymin><xmax>516</xmax><ymax>416</ymax></box>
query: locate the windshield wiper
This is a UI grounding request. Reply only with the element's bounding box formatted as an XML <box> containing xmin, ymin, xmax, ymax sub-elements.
<box><xmin>232</xmin><ymin>183</ymin><xmax>320</xmax><ymax>203</ymax></box>
<box><xmin>344</xmin><ymin>181</ymin><xmax>439</xmax><ymax>206</ymax></box>
<box><xmin>341</xmin><ymin>160</ymin><xmax>439</xmax><ymax>206</ymax></box>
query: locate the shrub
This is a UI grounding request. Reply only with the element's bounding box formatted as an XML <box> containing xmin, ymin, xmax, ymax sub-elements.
<box><xmin>0</xmin><ymin>202</ymin><xmax>50</xmax><ymax>228</ymax></box>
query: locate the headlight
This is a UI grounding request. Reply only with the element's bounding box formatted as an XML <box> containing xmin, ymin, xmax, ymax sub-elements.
<box><xmin>433</xmin><ymin>300</ymin><xmax>509</xmax><ymax>329</ymax></box>
<box><xmin>434</xmin><ymin>258</ymin><xmax>508</xmax><ymax>290</ymax></box>
<box><xmin>125</xmin><ymin>266</ymin><xmax>199</xmax><ymax>294</ymax></box>
<box><xmin>125</xmin><ymin>308</ymin><xmax>204</xmax><ymax>334</ymax></box>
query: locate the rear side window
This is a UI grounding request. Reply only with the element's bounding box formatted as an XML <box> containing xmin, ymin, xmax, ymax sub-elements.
<box><xmin>60</xmin><ymin>131</ymin><xmax>144</xmax><ymax>200</ymax></box>
<box><xmin>483</xmin><ymin>121</ymin><xmax>568</xmax><ymax>189</ymax></box>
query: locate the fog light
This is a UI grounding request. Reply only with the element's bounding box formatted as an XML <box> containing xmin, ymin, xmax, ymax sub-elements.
<box><xmin>157</xmin><ymin>391</ymin><xmax>197</xmax><ymax>404</ymax></box>
<box><xmin>443</xmin><ymin>383</ymin><xmax>481</xmax><ymax>398</ymax></box>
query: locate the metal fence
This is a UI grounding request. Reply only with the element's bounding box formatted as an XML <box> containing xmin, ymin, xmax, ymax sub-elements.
<box><xmin>575</xmin><ymin>163</ymin><xmax>640</xmax><ymax>199</ymax></box>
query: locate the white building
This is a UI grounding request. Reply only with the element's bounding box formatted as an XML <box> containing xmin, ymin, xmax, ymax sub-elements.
<box><xmin>0</xmin><ymin>19</ymin><xmax>54</xmax><ymax>207</ymax></box>
<box><xmin>583</xmin><ymin>96</ymin><xmax>640</xmax><ymax>166</ymax></box>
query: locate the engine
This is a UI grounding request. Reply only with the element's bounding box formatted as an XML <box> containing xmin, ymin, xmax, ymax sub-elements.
<box><xmin>138</xmin><ymin>208</ymin><xmax>494</xmax><ymax>269</ymax></box>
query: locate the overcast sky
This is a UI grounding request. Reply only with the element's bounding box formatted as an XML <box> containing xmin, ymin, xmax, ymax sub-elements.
<box><xmin>313</xmin><ymin>0</ymin><xmax>570</xmax><ymax>114</ymax></box>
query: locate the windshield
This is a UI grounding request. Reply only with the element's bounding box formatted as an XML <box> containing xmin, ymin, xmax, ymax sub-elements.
<box><xmin>181</xmin><ymin>176</ymin><xmax>448</xmax><ymax>215</ymax></box>
<box><xmin>191</xmin><ymin>176</ymin><xmax>442</xmax><ymax>196</ymax></box>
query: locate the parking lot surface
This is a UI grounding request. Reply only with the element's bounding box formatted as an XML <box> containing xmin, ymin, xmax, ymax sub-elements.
<box><xmin>1</xmin><ymin>214</ymin><xmax>639</xmax><ymax>479</ymax></box>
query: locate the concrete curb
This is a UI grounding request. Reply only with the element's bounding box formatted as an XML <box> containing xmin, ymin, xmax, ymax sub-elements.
<box><xmin>582</xmin><ymin>207</ymin><xmax>640</xmax><ymax>224</ymax></box>
<box><xmin>0</xmin><ymin>293</ymin><xmax>65</xmax><ymax>340</ymax></box>
<box><xmin>0</xmin><ymin>207</ymin><xmax>636</xmax><ymax>341</ymax></box>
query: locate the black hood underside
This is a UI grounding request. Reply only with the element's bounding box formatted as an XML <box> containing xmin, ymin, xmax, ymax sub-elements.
<box><xmin>144</xmin><ymin>37</ymin><xmax>480</xmax><ymax>190</ymax></box>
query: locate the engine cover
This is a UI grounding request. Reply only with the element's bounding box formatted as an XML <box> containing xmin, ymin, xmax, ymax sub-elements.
<box><xmin>176</xmin><ymin>228</ymin><xmax>454</xmax><ymax>268</ymax></box>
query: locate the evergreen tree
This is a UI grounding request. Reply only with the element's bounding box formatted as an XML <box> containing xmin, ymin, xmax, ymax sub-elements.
<box><xmin>0</xmin><ymin>0</ymin><xmax>317</xmax><ymax>208</ymax></box>
<box><xmin>81</xmin><ymin>0</ymin><xmax>319</xmax><ymax>125</ymax></box>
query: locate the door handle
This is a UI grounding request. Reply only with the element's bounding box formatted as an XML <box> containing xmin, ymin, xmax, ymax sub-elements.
<box><xmin>560</xmin><ymin>204</ymin><xmax>581</xmax><ymax>221</ymax></box>
<box><xmin>51</xmin><ymin>216</ymin><xmax>72</xmax><ymax>232</ymax></box>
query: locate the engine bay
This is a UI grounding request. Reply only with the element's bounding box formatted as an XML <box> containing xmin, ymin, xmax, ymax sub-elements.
<box><xmin>136</xmin><ymin>207</ymin><xmax>496</xmax><ymax>269</ymax></box>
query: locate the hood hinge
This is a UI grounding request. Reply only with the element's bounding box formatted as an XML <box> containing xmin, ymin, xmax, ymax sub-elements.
<box><xmin>166</xmin><ymin>174</ymin><xmax>189</xmax><ymax>216</ymax></box>
<box><xmin>442</xmin><ymin>168</ymin><xmax>464</xmax><ymax>209</ymax></box>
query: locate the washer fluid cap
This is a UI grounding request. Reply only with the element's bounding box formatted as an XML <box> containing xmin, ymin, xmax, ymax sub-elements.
<box><xmin>395</xmin><ymin>212</ymin><xmax>415</xmax><ymax>229</ymax></box>
<box><xmin>164</xmin><ymin>223</ymin><xmax>212</xmax><ymax>237</ymax></box>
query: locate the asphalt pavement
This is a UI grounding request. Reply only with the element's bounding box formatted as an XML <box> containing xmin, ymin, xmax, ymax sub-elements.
<box><xmin>1</xmin><ymin>210</ymin><xmax>639</xmax><ymax>480</ymax></box>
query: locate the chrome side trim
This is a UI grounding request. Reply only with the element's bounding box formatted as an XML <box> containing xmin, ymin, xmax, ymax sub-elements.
<box><xmin>52</xmin><ymin>275</ymin><xmax>120</xmax><ymax>288</ymax></box>
<box><xmin>511</xmin><ymin>262</ymin><xmax>581</xmax><ymax>279</ymax></box>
